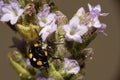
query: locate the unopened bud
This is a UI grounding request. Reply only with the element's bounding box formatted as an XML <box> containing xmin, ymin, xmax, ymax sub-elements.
<box><xmin>81</xmin><ymin>48</ymin><xmax>94</xmax><ymax>59</ymax></box>
<box><xmin>16</xmin><ymin>24</ymin><xmax>41</xmax><ymax>42</ymax></box>
<box><xmin>9</xmin><ymin>50</ymin><xmax>22</xmax><ymax>62</ymax></box>
<box><xmin>56</xmin><ymin>11</ymin><xmax>68</xmax><ymax>26</ymax></box>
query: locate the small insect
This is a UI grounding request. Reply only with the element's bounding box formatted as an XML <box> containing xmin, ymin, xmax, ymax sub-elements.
<box><xmin>28</xmin><ymin>38</ymin><xmax>49</xmax><ymax>69</ymax></box>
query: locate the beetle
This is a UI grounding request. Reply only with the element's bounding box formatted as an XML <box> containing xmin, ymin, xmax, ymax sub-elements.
<box><xmin>28</xmin><ymin>38</ymin><xmax>49</xmax><ymax>69</ymax></box>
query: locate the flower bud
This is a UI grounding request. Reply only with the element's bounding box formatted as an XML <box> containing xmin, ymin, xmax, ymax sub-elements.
<box><xmin>81</xmin><ymin>48</ymin><xmax>94</xmax><ymax>59</ymax></box>
<box><xmin>9</xmin><ymin>50</ymin><xmax>22</xmax><ymax>62</ymax></box>
<box><xmin>56</xmin><ymin>11</ymin><xmax>68</xmax><ymax>36</ymax></box>
<box><xmin>16</xmin><ymin>24</ymin><xmax>41</xmax><ymax>42</ymax></box>
<box><xmin>56</xmin><ymin>11</ymin><xmax>68</xmax><ymax>26</ymax></box>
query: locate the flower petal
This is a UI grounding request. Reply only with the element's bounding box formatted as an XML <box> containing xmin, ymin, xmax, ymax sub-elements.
<box><xmin>97</xmin><ymin>23</ymin><xmax>107</xmax><ymax>36</ymax></box>
<box><xmin>93</xmin><ymin>17</ymin><xmax>101</xmax><ymax>28</ymax></box>
<box><xmin>72</xmin><ymin>34</ymin><xmax>82</xmax><ymax>43</ymax></box>
<box><xmin>62</xmin><ymin>24</ymin><xmax>71</xmax><ymax>33</ymax></box>
<box><xmin>77</xmin><ymin>24</ymin><xmax>88</xmax><ymax>36</ymax></box>
<box><xmin>88</xmin><ymin>3</ymin><xmax>93</xmax><ymax>11</ymax></box>
<box><xmin>100</xmin><ymin>13</ymin><xmax>109</xmax><ymax>16</ymax></box>
<box><xmin>1</xmin><ymin>6</ymin><xmax>12</xmax><ymax>13</ymax></box>
<box><xmin>17</xmin><ymin>9</ymin><xmax>24</xmax><ymax>16</ymax></box>
<box><xmin>0</xmin><ymin>13</ymin><xmax>11</xmax><ymax>22</ymax></box>
<box><xmin>10</xmin><ymin>16</ymin><xmax>19</xmax><ymax>25</ymax></box>
<box><xmin>39</xmin><ymin>21</ymin><xmax>46</xmax><ymax>27</ymax></box>
<box><xmin>37</xmin><ymin>12</ymin><xmax>43</xmax><ymax>20</ymax></box>
<box><xmin>64</xmin><ymin>58</ymin><xmax>80</xmax><ymax>74</ymax></box>
<box><xmin>69</xmin><ymin>16</ymin><xmax>80</xmax><ymax>25</ymax></box>
<box><xmin>41</xmin><ymin>32</ymin><xmax>49</xmax><ymax>41</ymax></box>
<box><xmin>47</xmin><ymin>78</ymin><xmax>55</xmax><ymax>80</ymax></box>
<box><xmin>76</xmin><ymin>7</ymin><xmax>85</xmax><ymax>16</ymax></box>
<box><xmin>26</xmin><ymin>58</ymin><xmax>32</xmax><ymax>67</ymax></box>
<box><xmin>46</xmin><ymin>13</ymin><xmax>57</xmax><ymax>24</ymax></box>
<box><xmin>94</xmin><ymin>4</ymin><xmax>101</xmax><ymax>12</ymax></box>
<box><xmin>37</xmin><ymin>77</ymin><xmax>46</xmax><ymax>80</ymax></box>
<box><xmin>49</xmin><ymin>23</ymin><xmax>57</xmax><ymax>33</ymax></box>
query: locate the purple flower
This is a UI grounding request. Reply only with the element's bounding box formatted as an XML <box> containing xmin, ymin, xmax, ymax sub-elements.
<box><xmin>11</xmin><ymin>0</ymin><xmax>18</xmax><ymax>2</ymax></box>
<box><xmin>97</xmin><ymin>23</ymin><xmax>107</xmax><ymax>35</ymax></box>
<box><xmin>37</xmin><ymin>77</ymin><xmax>55</xmax><ymax>80</ymax></box>
<box><xmin>26</xmin><ymin>58</ymin><xmax>33</xmax><ymax>67</ymax></box>
<box><xmin>88</xmin><ymin>3</ymin><xmax>108</xmax><ymax>18</ymax></box>
<box><xmin>37</xmin><ymin>4</ymin><xmax>58</xmax><ymax>41</ymax></box>
<box><xmin>0</xmin><ymin>1</ymin><xmax>5</xmax><ymax>15</ymax></box>
<box><xmin>87</xmin><ymin>4</ymin><xmax>108</xmax><ymax>34</ymax></box>
<box><xmin>87</xmin><ymin>17</ymin><xmax>107</xmax><ymax>34</ymax></box>
<box><xmin>37</xmin><ymin>4</ymin><xmax>57</xmax><ymax>27</ymax></box>
<box><xmin>75</xmin><ymin>7</ymin><xmax>85</xmax><ymax>17</ymax></box>
<box><xmin>63</xmin><ymin>16</ymin><xmax>88</xmax><ymax>43</ymax></box>
<box><xmin>0</xmin><ymin>1</ymin><xmax>24</xmax><ymax>25</ymax></box>
<box><xmin>39</xmin><ymin>23</ymin><xmax>57</xmax><ymax>41</ymax></box>
<box><xmin>36</xmin><ymin>72</ymin><xmax>55</xmax><ymax>80</ymax></box>
<box><xmin>88</xmin><ymin>17</ymin><xmax>101</xmax><ymax>28</ymax></box>
<box><xmin>64</xmin><ymin>58</ymin><xmax>80</xmax><ymax>74</ymax></box>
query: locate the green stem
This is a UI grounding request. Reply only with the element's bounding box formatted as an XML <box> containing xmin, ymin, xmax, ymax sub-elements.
<box><xmin>8</xmin><ymin>55</ymin><xmax>35</xmax><ymax>80</ymax></box>
<box><xmin>48</xmin><ymin>63</ymin><xmax>64</xmax><ymax>80</ymax></box>
<box><xmin>18</xmin><ymin>0</ymin><xmax>27</xmax><ymax>7</ymax></box>
<box><xmin>22</xmin><ymin>15</ymin><xmax>28</xmax><ymax>26</ymax></box>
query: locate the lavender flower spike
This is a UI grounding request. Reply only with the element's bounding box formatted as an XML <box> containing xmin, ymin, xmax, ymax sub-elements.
<box><xmin>88</xmin><ymin>3</ymin><xmax>109</xmax><ymax>18</ymax></box>
<box><xmin>63</xmin><ymin>16</ymin><xmax>88</xmax><ymax>43</ymax></box>
<box><xmin>0</xmin><ymin>2</ymin><xmax>24</xmax><ymax>25</ymax></box>
<box><xmin>64</xmin><ymin>58</ymin><xmax>80</xmax><ymax>74</ymax></box>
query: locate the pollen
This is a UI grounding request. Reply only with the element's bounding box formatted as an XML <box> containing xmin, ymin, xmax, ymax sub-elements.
<box><xmin>45</xmin><ymin>51</ymin><xmax>48</xmax><ymax>56</ymax></box>
<box><xmin>37</xmin><ymin>61</ymin><xmax>43</xmax><ymax>66</ymax></box>
<box><xmin>34</xmin><ymin>43</ymin><xmax>39</xmax><ymax>47</ymax></box>
<box><xmin>28</xmin><ymin>53</ymin><xmax>33</xmax><ymax>59</ymax></box>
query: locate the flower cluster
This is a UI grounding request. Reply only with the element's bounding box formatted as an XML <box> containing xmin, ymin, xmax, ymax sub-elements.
<box><xmin>0</xmin><ymin>0</ymin><xmax>24</xmax><ymax>25</ymax></box>
<box><xmin>0</xmin><ymin>1</ymin><xmax>108</xmax><ymax>43</ymax></box>
<box><xmin>0</xmin><ymin>0</ymin><xmax>108</xmax><ymax>80</ymax></box>
<box><xmin>37</xmin><ymin>4</ymin><xmax>57</xmax><ymax>41</ymax></box>
<box><xmin>63</xmin><ymin>4</ymin><xmax>108</xmax><ymax>43</ymax></box>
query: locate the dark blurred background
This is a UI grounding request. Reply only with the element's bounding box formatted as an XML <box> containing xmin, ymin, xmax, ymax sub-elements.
<box><xmin>0</xmin><ymin>0</ymin><xmax>120</xmax><ymax>80</ymax></box>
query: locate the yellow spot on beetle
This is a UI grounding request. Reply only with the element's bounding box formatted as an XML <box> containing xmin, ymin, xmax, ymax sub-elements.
<box><xmin>45</xmin><ymin>51</ymin><xmax>48</xmax><ymax>56</ymax></box>
<box><xmin>28</xmin><ymin>53</ymin><xmax>33</xmax><ymax>59</ymax></box>
<box><xmin>34</xmin><ymin>43</ymin><xmax>39</xmax><ymax>47</ymax></box>
<box><xmin>37</xmin><ymin>61</ymin><xmax>43</xmax><ymax>66</ymax></box>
